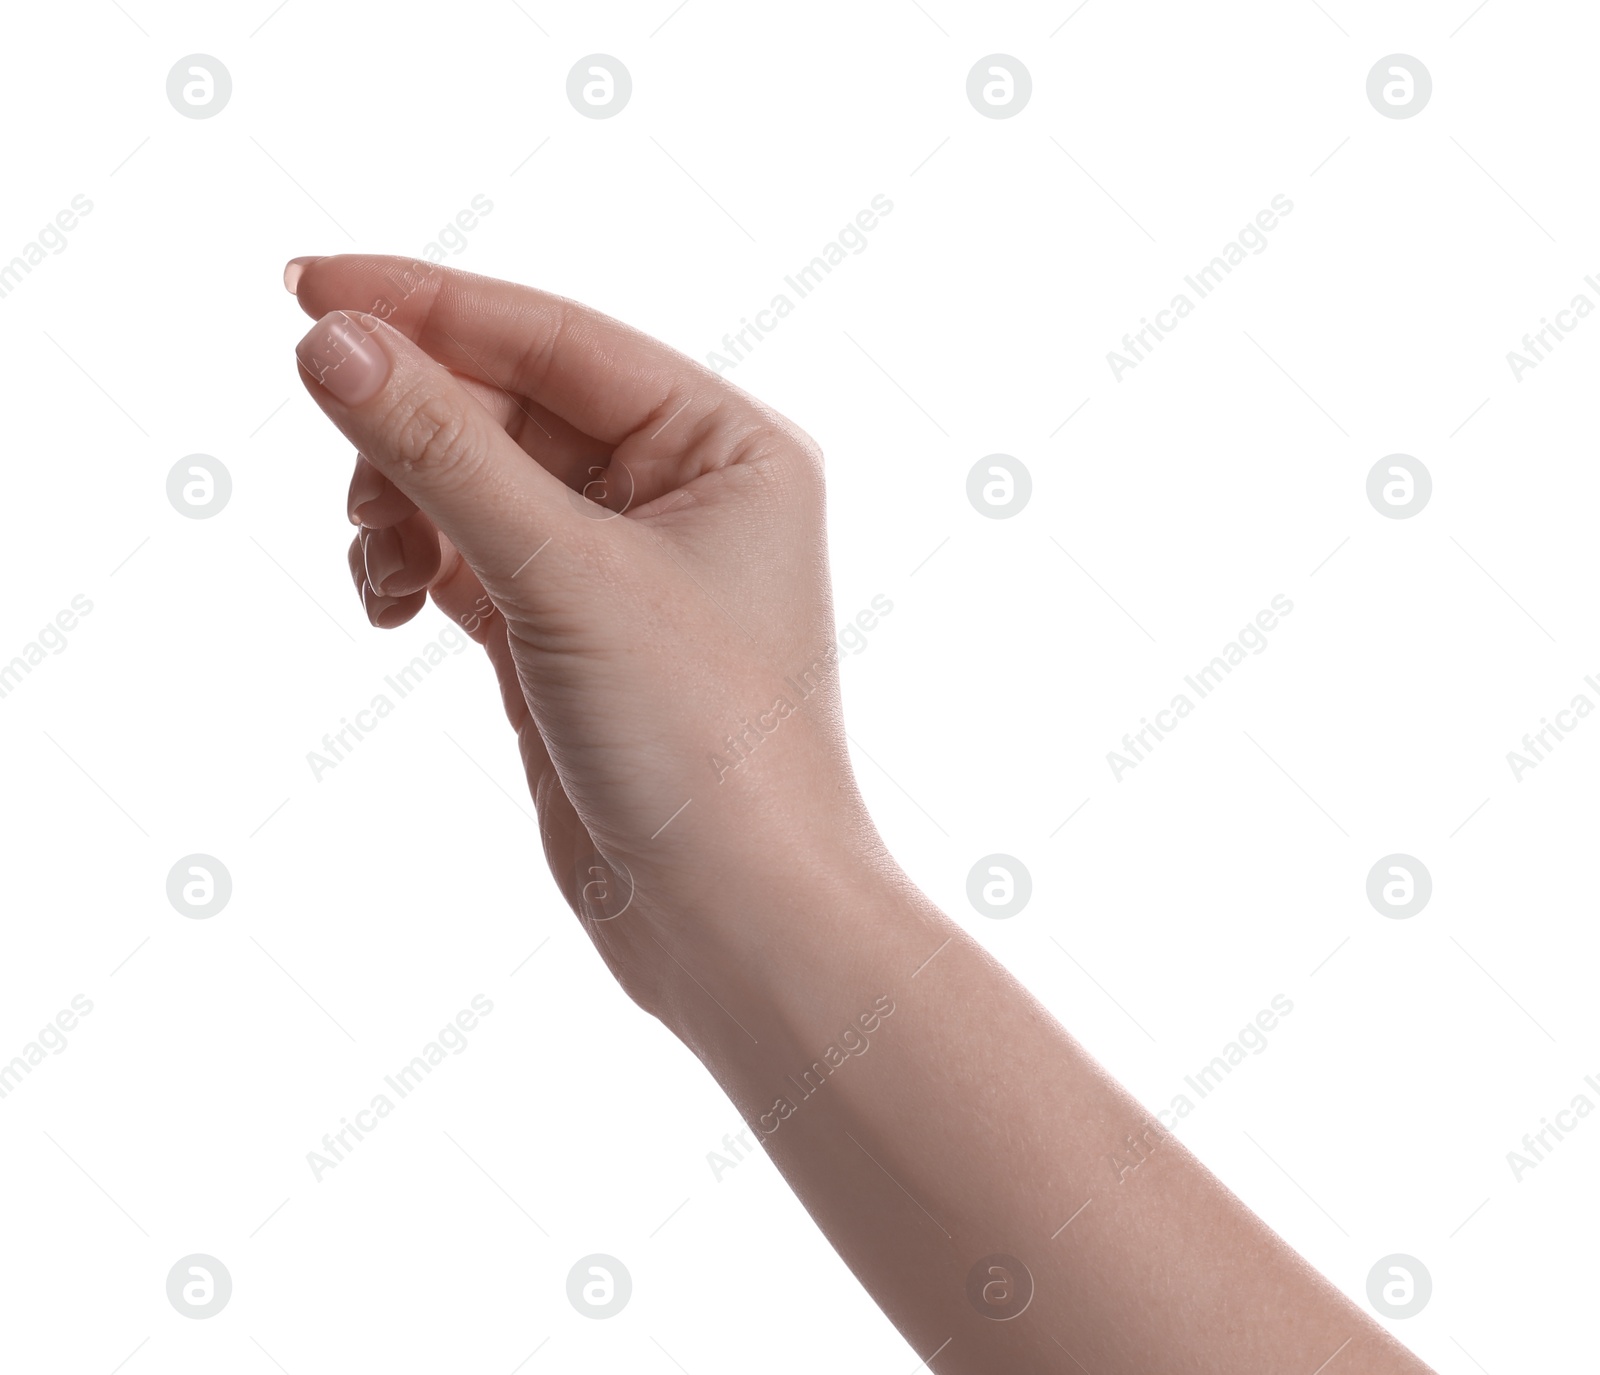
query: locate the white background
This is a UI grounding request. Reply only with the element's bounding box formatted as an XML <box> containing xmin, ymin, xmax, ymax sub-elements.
<box><xmin>0</xmin><ymin>1</ymin><xmax>1593</xmax><ymax>1370</ymax></box>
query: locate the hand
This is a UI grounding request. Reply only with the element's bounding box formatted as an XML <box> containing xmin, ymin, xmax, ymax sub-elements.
<box><xmin>288</xmin><ymin>256</ymin><xmax>1437</xmax><ymax>1375</ymax></box>
<box><xmin>290</xmin><ymin>255</ymin><xmax>877</xmax><ymax>1014</ymax></box>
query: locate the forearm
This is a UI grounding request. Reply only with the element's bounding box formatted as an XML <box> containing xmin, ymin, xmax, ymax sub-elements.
<box><xmin>641</xmin><ymin>851</ymin><xmax>1434</xmax><ymax>1374</ymax></box>
<box><xmin>285</xmin><ymin>254</ymin><xmax>1432</xmax><ymax>1371</ymax></box>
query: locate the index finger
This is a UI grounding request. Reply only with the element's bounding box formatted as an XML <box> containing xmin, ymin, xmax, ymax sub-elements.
<box><xmin>287</xmin><ymin>254</ymin><xmax>761</xmax><ymax>449</ymax></box>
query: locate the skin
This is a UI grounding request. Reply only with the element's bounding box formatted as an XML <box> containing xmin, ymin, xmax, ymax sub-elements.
<box><xmin>289</xmin><ymin>254</ymin><xmax>1436</xmax><ymax>1374</ymax></box>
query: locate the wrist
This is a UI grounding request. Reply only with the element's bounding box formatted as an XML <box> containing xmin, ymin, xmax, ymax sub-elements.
<box><xmin>630</xmin><ymin>837</ymin><xmax>946</xmax><ymax>1071</ymax></box>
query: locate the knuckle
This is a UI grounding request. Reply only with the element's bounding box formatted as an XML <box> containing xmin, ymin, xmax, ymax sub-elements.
<box><xmin>391</xmin><ymin>386</ymin><xmax>482</xmax><ymax>489</ymax></box>
<box><xmin>790</xmin><ymin>426</ymin><xmax>826</xmax><ymax>478</ymax></box>
<box><xmin>513</xmin><ymin>301</ymin><xmax>570</xmax><ymax>397</ymax></box>
<box><xmin>734</xmin><ymin>418</ymin><xmax>825</xmax><ymax>502</ymax></box>
<box><xmin>739</xmin><ymin>398</ymin><xmax>824</xmax><ymax>473</ymax></box>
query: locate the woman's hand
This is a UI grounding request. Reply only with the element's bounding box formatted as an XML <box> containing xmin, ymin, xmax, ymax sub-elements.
<box><xmin>290</xmin><ymin>255</ymin><xmax>878</xmax><ymax>1015</ymax></box>
<box><xmin>289</xmin><ymin>256</ymin><xmax>1436</xmax><ymax>1375</ymax></box>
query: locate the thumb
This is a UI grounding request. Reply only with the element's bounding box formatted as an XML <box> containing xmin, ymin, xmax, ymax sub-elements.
<box><xmin>295</xmin><ymin>309</ymin><xmax>599</xmax><ymax>611</ymax></box>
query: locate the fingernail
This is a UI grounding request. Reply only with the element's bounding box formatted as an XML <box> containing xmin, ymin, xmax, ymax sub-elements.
<box><xmin>348</xmin><ymin>456</ymin><xmax>384</xmax><ymax>524</ymax></box>
<box><xmin>361</xmin><ymin>582</ymin><xmax>414</xmax><ymax>629</ymax></box>
<box><xmin>297</xmin><ymin>311</ymin><xmax>389</xmax><ymax>406</ymax></box>
<box><xmin>283</xmin><ymin>256</ymin><xmax>320</xmax><ymax>293</ymax></box>
<box><xmin>362</xmin><ymin>526</ymin><xmax>404</xmax><ymax>594</ymax></box>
